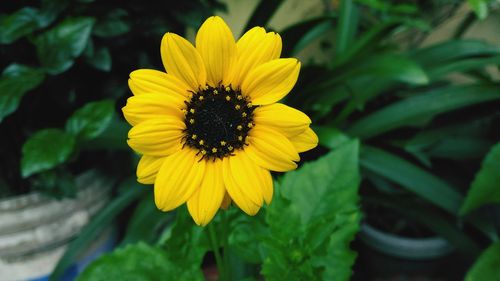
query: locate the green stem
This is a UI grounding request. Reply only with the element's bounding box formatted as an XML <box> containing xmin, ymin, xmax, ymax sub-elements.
<box><xmin>208</xmin><ymin>222</ymin><xmax>225</xmax><ymax>281</ymax></box>
<box><xmin>221</xmin><ymin>211</ymin><xmax>231</xmax><ymax>281</ymax></box>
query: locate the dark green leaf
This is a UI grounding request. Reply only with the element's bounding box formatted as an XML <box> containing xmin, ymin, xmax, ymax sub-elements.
<box><xmin>50</xmin><ymin>178</ymin><xmax>146</xmax><ymax>281</ymax></box>
<box><xmin>0</xmin><ymin>7</ymin><xmax>40</xmax><ymax>44</ymax></box>
<box><xmin>460</xmin><ymin>142</ymin><xmax>500</xmax><ymax>215</ymax></box>
<box><xmin>263</xmin><ymin>140</ymin><xmax>361</xmax><ymax>281</ymax></box>
<box><xmin>93</xmin><ymin>9</ymin><xmax>131</xmax><ymax>38</ymax></box>
<box><xmin>360</xmin><ymin>146</ymin><xmax>463</xmax><ymax>214</ymax></box>
<box><xmin>243</xmin><ymin>0</ymin><xmax>285</xmax><ymax>33</ymax></box>
<box><xmin>347</xmin><ymin>84</ymin><xmax>500</xmax><ymax>139</ymax></box>
<box><xmin>66</xmin><ymin>100</ymin><xmax>115</xmax><ymax>140</ymax></box>
<box><xmin>410</xmin><ymin>40</ymin><xmax>500</xmax><ymax>68</ymax></box>
<box><xmin>77</xmin><ymin>242</ymin><xmax>204</xmax><ymax>281</ymax></box>
<box><xmin>465</xmin><ymin>242</ymin><xmax>500</xmax><ymax>281</ymax></box>
<box><xmin>38</xmin><ymin>0</ymin><xmax>69</xmax><ymax>27</ymax></box>
<box><xmin>427</xmin><ymin>55</ymin><xmax>500</xmax><ymax>79</ymax></box>
<box><xmin>0</xmin><ymin>64</ymin><xmax>44</xmax><ymax>123</ymax></box>
<box><xmin>120</xmin><ymin>192</ymin><xmax>173</xmax><ymax>246</ymax></box>
<box><xmin>84</xmin><ymin>46</ymin><xmax>112</xmax><ymax>71</ymax></box>
<box><xmin>335</xmin><ymin>0</ymin><xmax>358</xmax><ymax>58</ymax></box>
<box><xmin>291</xmin><ymin>19</ymin><xmax>334</xmax><ymax>56</ymax></box>
<box><xmin>280</xmin><ymin>17</ymin><xmax>335</xmax><ymax>57</ymax></box>
<box><xmin>34</xmin><ymin>17</ymin><xmax>95</xmax><ymax>74</ymax></box>
<box><xmin>21</xmin><ymin>129</ymin><xmax>75</xmax><ymax>178</ymax></box>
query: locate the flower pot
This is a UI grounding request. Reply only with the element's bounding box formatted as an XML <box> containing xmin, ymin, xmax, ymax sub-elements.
<box><xmin>356</xmin><ymin>222</ymin><xmax>455</xmax><ymax>279</ymax></box>
<box><xmin>0</xmin><ymin>170</ymin><xmax>116</xmax><ymax>281</ymax></box>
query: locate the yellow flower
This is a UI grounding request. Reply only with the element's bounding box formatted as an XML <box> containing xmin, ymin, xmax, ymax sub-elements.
<box><xmin>123</xmin><ymin>16</ymin><xmax>318</xmax><ymax>226</ymax></box>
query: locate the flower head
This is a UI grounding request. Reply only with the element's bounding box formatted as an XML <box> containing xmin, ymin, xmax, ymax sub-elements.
<box><xmin>123</xmin><ymin>16</ymin><xmax>318</xmax><ymax>226</ymax></box>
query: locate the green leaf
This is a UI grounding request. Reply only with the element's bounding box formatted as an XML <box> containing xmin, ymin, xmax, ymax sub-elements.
<box><xmin>427</xmin><ymin>55</ymin><xmax>500</xmax><ymax>79</ymax></box>
<box><xmin>351</xmin><ymin>54</ymin><xmax>428</xmax><ymax>85</ymax></box>
<box><xmin>85</xmin><ymin>46</ymin><xmax>112</xmax><ymax>71</ymax></box>
<box><xmin>0</xmin><ymin>64</ymin><xmax>44</xmax><ymax>123</ymax></box>
<box><xmin>347</xmin><ymin>84</ymin><xmax>500</xmax><ymax>139</ymax></box>
<box><xmin>21</xmin><ymin>129</ymin><xmax>75</xmax><ymax>178</ymax></box>
<box><xmin>467</xmin><ymin>0</ymin><xmax>489</xmax><ymax>20</ymax></box>
<box><xmin>280</xmin><ymin>17</ymin><xmax>335</xmax><ymax>57</ymax></box>
<box><xmin>465</xmin><ymin>242</ymin><xmax>500</xmax><ymax>281</ymax></box>
<box><xmin>0</xmin><ymin>7</ymin><xmax>40</xmax><ymax>44</ymax></box>
<box><xmin>263</xmin><ymin>140</ymin><xmax>361</xmax><ymax>281</ymax></box>
<box><xmin>243</xmin><ymin>0</ymin><xmax>285</xmax><ymax>33</ymax></box>
<box><xmin>34</xmin><ymin>17</ymin><xmax>95</xmax><ymax>75</ymax></box>
<box><xmin>315</xmin><ymin>126</ymin><xmax>351</xmax><ymax>150</ymax></box>
<box><xmin>38</xmin><ymin>0</ymin><xmax>69</xmax><ymax>27</ymax></box>
<box><xmin>120</xmin><ymin>192</ymin><xmax>173</xmax><ymax>246</ymax></box>
<box><xmin>93</xmin><ymin>9</ymin><xmax>131</xmax><ymax>38</ymax></box>
<box><xmin>460</xmin><ymin>142</ymin><xmax>500</xmax><ymax>215</ymax></box>
<box><xmin>77</xmin><ymin>242</ymin><xmax>204</xmax><ymax>281</ymax></box>
<box><xmin>65</xmin><ymin>100</ymin><xmax>115</xmax><ymax>140</ymax></box>
<box><xmin>360</xmin><ymin>146</ymin><xmax>463</xmax><ymax>214</ymax></box>
<box><xmin>50</xmin><ymin>178</ymin><xmax>145</xmax><ymax>281</ymax></box>
<box><xmin>335</xmin><ymin>0</ymin><xmax>358</xmax><ymax>58</ymax></box>
<box><xmin>410</xmin><ymin>40</ymin><xmax>500</xmax><ymax>68</ymax></box>
<box><xmin>291</xmin><ymin>19</ymin><xmax>335</xmax><ymax>56</ymax></box>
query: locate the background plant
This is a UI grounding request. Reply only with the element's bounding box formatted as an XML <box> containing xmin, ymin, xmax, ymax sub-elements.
<box><xmin>2</xmin><ymin>0</ymin><xmax>499</xmax><ymax>280</ymax></box>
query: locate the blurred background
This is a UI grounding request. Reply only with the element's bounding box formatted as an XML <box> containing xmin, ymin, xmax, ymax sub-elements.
<box><xmin>1</xmin><ymin>0</ymin><xmax>499</xmax><ymax>280</ymax></box>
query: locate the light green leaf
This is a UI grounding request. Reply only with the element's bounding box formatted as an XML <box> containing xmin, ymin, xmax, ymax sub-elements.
<box><xmin>460</xmin><ymin>142</ymin><xmax>500</xmax><ymax>215</ymax></box>
<box><xmin>76</xmin><ymin>242</ymin><xmax>203</xmax><ymax>281</ymax></box>
<box><xmin>0</xmin><ymin>64</ymin><xmax>44</xmax><ymax>123</ymax></box>
<box><xmin>467</xmin><ymin>0</ymin><xmax>489</xmax><ymax>20</ymax></box>
<box><xmin>263</xmin><ymin>140</ymin><xmax>361</xmax><ymax>281</ymax></box>
<box><xmin>0</xmin><ymin>7</ymin><xmax>40</xmax><ymax>44</ymax></box>
<box><xmin>65</xmin><ymin>100</ymin><xmax>115</xmax><ymax>140</ymax></box>
<box><xmin>34</xmin><ymin>17</ymin><xmax>95</xmax><ymax>74</ymax></box>
<box><xmin>361</xmin><ymin>146</ymin><xmax>463</xmax><ymax>214</ymax></box>
<box><xmin>465</xmin><ymin>242</ymin><xmax>500</xmax><ymax>281</ymax></box>
<box><xmin>347</xmin><ymin>84</ymin><xmax>500</xmax><ymax>139</ymax></box>
<box><xmin>21</xmin><ymin>129</ymin><xmax>75</xmax><ymax>177</ymax></box>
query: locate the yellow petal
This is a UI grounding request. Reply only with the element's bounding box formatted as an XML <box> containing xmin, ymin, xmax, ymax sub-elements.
<box><xmin>289</xmin><ymin>127</ymin><xmax>319</xmax><ymax>153</ymax></box>
<box><xmin>222</xmin><ymin>155</ymin><xmax>261</xmax><ymax>215</ymax></box>
<box><xmin>196</xmin><ymin>16</ymin><xmax>236</xmax><ymax>87</ymax></box>
<box><xmin>241</xmin><ymin>58</ymin><xmax>300</xmax><ymax>105</ymax></box>
<box><xmin>229</xmin><ymin>27</ymin><xmax>282</xmax><ymax>87</ymax></box>
<box><xmin>127</xmin><ymin>117</ymin><xmax>184</xmax><ymax>156</ymax></box>
<box><xmin>187</xmin><ymin>159</ymin><xmax>225</xmax><ymax>226</ymax></box>
<box><xmin>161</xmin><ymin>33</ymin><xmax>207</xmax><ymax>91</ymax></box>
<box><xmin>254</xmin><ymin>103</ymin><xmax>311</xmax><ymax>137</ymax></box>
<box><xmin>137</xmin><ymin>155</ymin><xmax>165</xmax><ymax>184</ymax></box>
<box><xmin>155</xmin><ymin>149</ymin><xmax>205</xmax><ymax>211</ymax></box>
<box><xmin>122</xmin><ymin>93</ymin><xmax>184</xmax><ymax>126</ymax></box>
<box><xmin>128</xmin><ymin>69</ymin><xmax>190</xmax><ymax>98</ymax></box>
<box><xmin>260</xmin><ymin>168</ymin><xmax>273</xmax><ymax>205</ymax></box>
<box><xmin>246</xmin><ymin>125</ymin><xmax>299</xmax><ymax>172</ymax></box>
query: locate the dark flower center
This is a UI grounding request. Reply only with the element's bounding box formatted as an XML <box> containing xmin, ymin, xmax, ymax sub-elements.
<box><xmin>183</xmin><ymin>85</ymin><xmax>256</xmax><ymax>159</ymax></box>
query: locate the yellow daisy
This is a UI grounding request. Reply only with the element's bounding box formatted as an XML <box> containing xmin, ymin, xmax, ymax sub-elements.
<box><xmin>123</xmin><ymin>16</ymin><xmax>318</xmax><ymax>226</ymax></box>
